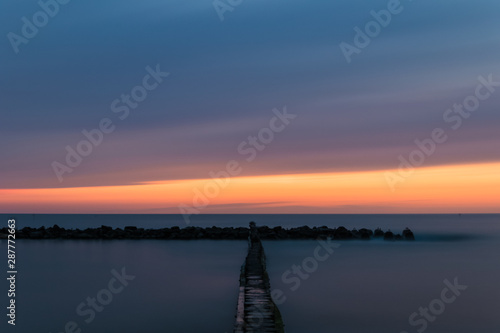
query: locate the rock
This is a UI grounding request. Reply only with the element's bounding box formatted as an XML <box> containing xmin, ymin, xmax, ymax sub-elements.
<box><xmin>11</xmin><ymin>223</ymin><xmax>415</xmax><ymax>241</ymax></box>
<box><xmin>383</xmin><ymin>230</ymin><xmax>394</xmax><ymax>241</ymax></box>
<box><xmin>402</xmin><ymin>228</ymin><xmax>415</xmax><ymax>240</ymax></box>
<box><xmin>334</xmin><ymin>226</ymin><xmax>353</xmax><ymax>239</ymax></box>
<box><xmin>374</xmin><ymin>228</ymin><xmax>384</xmax><ymax>237</ymax></box>
<box><xmin>358</xmin><ymin>228</ymin><xmax>373</xmax><ymax>240</ymax></box>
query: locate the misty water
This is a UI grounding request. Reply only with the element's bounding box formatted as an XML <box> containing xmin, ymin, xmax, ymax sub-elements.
<box><xmin>2</xmin><ymin>214</ymin><xmax>499</xmax><ymax>332</ymax></box>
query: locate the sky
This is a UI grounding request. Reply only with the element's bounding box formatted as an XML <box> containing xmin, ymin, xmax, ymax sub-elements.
<box><xmin>1</xmin><ymin>0</ymin><xmax>499</xmax><ymax>213</ymax></box>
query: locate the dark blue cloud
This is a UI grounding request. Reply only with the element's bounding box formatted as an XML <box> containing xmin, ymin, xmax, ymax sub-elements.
<box><xmin>1</xmin><ymin>0</ymin><xmax>500</xmax><ymax>188</ymax></box>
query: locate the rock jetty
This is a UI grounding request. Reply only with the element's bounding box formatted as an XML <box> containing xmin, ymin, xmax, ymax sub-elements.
<box><xmin>0</xmin><ymin>224</ymin><xmax>415</xmax><ymax>241</ymax></box>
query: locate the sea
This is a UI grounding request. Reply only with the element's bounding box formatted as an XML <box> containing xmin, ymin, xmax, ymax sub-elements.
<box><xmin>1</xmin><ymin>214</ymin><xmax>499</xmax><ymax>333</ymax></box>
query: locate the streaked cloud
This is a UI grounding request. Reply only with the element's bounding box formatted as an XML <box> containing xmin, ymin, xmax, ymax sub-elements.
<box><xmin>1</xmin><ymin>0</ymin><xmax>499</xmax><ymax>212</ymax></box>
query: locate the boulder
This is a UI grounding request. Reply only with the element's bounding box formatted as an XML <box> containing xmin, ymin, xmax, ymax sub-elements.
<box><xmin>383</xmin><ymin>230</ymin><xmax>394</xmax><ymax>241</ymax></box>
<box><xmin>402</xmin><ymin>228</ymin><xmax>415</xmax><ymax>240</ymax></box>
<box><xmin>334</xmin><ymin>226</ymin><xmax>353</xmax><ymax>239</ymax></box>
<box><xmin>374</xmin><ymin>228</ymin><xmax>384</xmax><ymax>237</ymax></box>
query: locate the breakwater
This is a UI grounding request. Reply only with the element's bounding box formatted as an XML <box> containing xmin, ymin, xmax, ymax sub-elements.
<box><xmin>1</xmin><ymin>225</ymin><xmax>415</xmax><ymax>240</ymax></box>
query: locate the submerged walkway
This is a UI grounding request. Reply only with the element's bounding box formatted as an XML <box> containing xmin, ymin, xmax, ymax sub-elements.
<box><xmin>234</xmin><ymin>223</ymin><xmax>285</xmax><ymax>333</ymax></box>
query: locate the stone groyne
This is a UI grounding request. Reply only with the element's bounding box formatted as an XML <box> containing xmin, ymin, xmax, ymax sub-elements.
<box><xmin>0</xmin><ymin>225</ymin><xmax>415</xmax><ymax>241</ymax></box>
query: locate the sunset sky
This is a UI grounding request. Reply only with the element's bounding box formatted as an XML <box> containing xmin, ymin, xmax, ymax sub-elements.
<box><xmin>1</xmin><ymin>0</ymin><xmax>499</xmax><ymax>213</ymax></box>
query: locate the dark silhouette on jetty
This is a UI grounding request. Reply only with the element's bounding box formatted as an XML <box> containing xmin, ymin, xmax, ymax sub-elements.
<box><xmin>234</xmin><ymin>222</ymin><xmax>285</xmax><ymax>333</ymax></box>
<box><xmin>1</xmin><ymin>225</ymin><xmax>415</xmax><ymax>241</ymax></box>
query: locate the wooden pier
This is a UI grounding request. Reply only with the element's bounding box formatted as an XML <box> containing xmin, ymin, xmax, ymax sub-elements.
<box><xmin>234</xmin><ymin>222</ymin><xmax>285</xmax><ymax>333</ymax></box>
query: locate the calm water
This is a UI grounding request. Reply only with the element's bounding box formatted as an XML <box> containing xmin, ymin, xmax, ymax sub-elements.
<box><xmin>1</xmin><ymin>214</ymin><xmax>499</xmax><ymax>332</ymax></box>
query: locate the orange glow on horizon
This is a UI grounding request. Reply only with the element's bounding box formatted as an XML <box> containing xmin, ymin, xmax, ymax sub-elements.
<box><xmin>1</xmin><ymin>161</ymin><xmax>499</xmax><ymax>214</ymax></box>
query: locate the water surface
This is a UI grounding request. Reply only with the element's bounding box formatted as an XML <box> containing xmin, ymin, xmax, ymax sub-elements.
<box><xmin>1</xmin><ymin>214</ymin><xmax>498</xmax><ymax>332</ymax></box>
